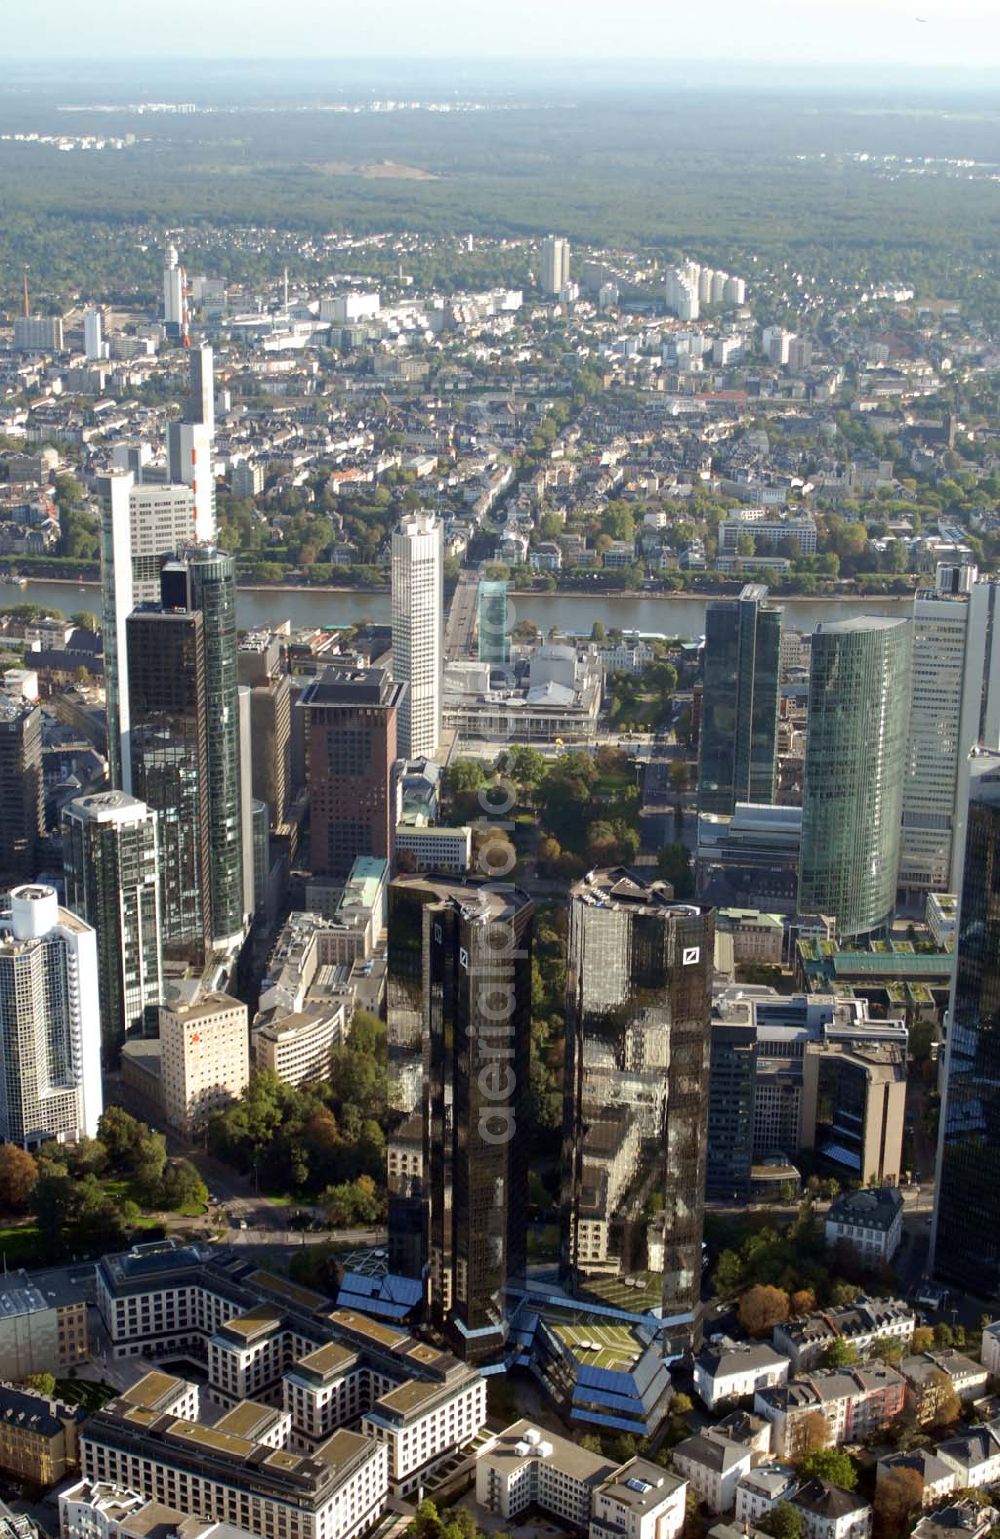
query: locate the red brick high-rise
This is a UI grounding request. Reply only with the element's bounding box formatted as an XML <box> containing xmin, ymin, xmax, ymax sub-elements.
<box><xmin>301</xmin><ymin>665</ymin><xmax>404</xmax><ymax>879</ymax></box>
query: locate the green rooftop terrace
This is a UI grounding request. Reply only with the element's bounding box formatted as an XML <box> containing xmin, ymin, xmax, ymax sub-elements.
<box><xmin>553</xmin><ymin>1321</ymin><xmax>648</xmax><ymax>1373</ymax></box>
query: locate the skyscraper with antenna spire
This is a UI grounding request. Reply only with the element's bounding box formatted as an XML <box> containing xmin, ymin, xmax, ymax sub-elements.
<box><xmin>163</xmin><ymin>245</ymin><xmax>187</xmax><ymax>338</ymax></box>
<box><xmin>167</xmin><ymin>343</ymin><xmax>216</xmax><ymax>542</ymax></box>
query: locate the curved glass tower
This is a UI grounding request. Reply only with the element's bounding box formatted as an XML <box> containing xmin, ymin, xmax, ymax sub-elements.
<box><xmin>798</xmin><ymin>616</ymin><xmax>912</xmax><ymax>941</ymax></box>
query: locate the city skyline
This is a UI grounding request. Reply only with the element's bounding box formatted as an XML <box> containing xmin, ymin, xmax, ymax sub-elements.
<box><xmin>1</xmin><ymin>62</ymin><xmax>999</xmax><ymax>1536</ymax></box>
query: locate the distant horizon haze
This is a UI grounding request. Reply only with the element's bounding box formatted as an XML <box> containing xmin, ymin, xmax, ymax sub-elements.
<box><xmin>2</xmin><ymin>0</ymin><xmax>1000</xmax><ymax>71</ymax></box>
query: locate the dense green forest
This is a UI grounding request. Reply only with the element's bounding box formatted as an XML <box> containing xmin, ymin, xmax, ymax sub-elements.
<box><xmin>0</xmin><ymin>80</ymin><xmax>997</xmax><ymax>313</ymax></box>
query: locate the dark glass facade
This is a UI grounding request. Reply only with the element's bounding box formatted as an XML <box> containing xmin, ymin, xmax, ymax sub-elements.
<box><xmin>698</xmin><ymin>584</ymin><xmax>781</xmax><ymax>816</ymax></box>
<box><xmin>0</xmin><ymin>698</ymin><xmax>43</xmax><ymax>885</ymax></box>
<box><xmin>386</xmin><ymin>875</ymin><xmax>533</xmax><ymax>1362</ymax></box>
<box><xmin>127</xmin><ymin>608</ymin><xmax>212</xmax><ymax>961</ymax></box>
<box><xmin>561</xmin><ymin>869</ymin><xmax>713</xmax><ymax>1350</ymax></box>
<box><xmin>933</xmin><ymin>764</ymin><xmax>1000</xmax><ymax>1298</ymax></box>
<box><xmin>62</xmin><ymin>792</ymin><xmax>162</xmax><ymax>1061</ymax></box>
<box><xmin>706</xmin><ymin>1021</ymin><xmax>757</xmax><ymax>1202</ymax></box>
<box><xmin>186</xmin><ymin>550</ymin><xmax>244</xmax><ymax>942</ymax></box>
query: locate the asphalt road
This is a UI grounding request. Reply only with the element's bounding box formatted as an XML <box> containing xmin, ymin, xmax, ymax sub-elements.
<box><xmin>444</xmin><ymin>571</ymin><xmax>480</xmax><ymax>661</ymax></box>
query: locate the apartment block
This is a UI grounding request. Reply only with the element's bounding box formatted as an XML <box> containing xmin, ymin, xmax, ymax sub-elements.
<box><xmin>754</xmin><ymin>1365</ymin><xmax>906</xmax><ymax>1457</ymax></box>
<box><xmin>0</xmin><ymin>1383</ymin><xmax>85</xmax><ymax>1485</ymax></box>
<box><xmin>773</xmin><ymin>1298</ymin><xmax>915</xmax><ymax>1373</ymax></box>
<box><xmin>0</xmin><ymin>1271</ymin><xmax>88</xmax><ymax>1378</ymax></box>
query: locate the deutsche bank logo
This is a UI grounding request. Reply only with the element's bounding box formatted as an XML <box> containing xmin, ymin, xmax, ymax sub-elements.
<box><xmin>459</xmin><ymin>947</ymin><xmax>469</xmax><ymax>971</ymax></box>
<box><xmin>682</xmin><ymin>946</ymin><xmax>701</xmax><ymax>966</ymax></box>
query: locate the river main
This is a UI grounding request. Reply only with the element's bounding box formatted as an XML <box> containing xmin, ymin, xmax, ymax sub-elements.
<box><xmin>0</xmin><ymin>579</ymin><xmax>910</xmax><ymax>639</ymax></box>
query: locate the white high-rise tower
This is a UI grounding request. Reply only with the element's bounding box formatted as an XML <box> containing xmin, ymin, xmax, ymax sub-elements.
<box><xmin>83</xmin><ymin>308</ymin><xmax>106</xmax><ymax>362</ymax></box>
<box><xmin>163</xmin><ymin>245</ymin><xmax>186</xmax><ymax>336</ymax></box>
<box><xmin>391</xmin><ymin>512</ymin><xmax>442</xmax><ymax>759</ymax></box>
<box><xmin>0</xmin><ymin>885</ymin><xmax>103</xmax><ymax>1146</ymax></box>
<box><xmin>541</xmin><ymin>236</ymin><xmax>571</xmax><ymax>296</ymax></box>
<box><xmin>900</xmin><ymin>566</ymin><xmax>1000</xmax><ymax>895</ymax></box>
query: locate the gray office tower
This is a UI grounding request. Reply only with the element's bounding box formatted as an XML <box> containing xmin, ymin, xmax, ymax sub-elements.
<box><xmin>62</xmin><ymin>791</ymin><xmax>163</xmax><ymax>1060</ymax></box>
<box><xmin>698</xmin><ymin>584</ymin><xmax>781</xmax><ymax>815</ymax></box>
<box><xmin>127</xmin><ymin>549</ymin><xmax>245</xmax><ymax>958</ymax></box>
<box><xmin>797</xmin><ymin>616</ymin><xmax>912</xmax><ymax>941</ymax></box>
<box><xmin>237</xmin><ymin>635</ymin><xmax>292</xmax><ymax>831</ymax></box>
<box><xmin>185</xmin><ymin>344</ymin><xmax>215</xmax><ymax>436</ymax></box>
<box><xmin>706</xmin><ymin>1021</ymin><xmax>757</xmax><ymax>1203</ymax></box>
<box><xmin>166</xmin><ymin>346</ymin><xmax>215</xmax><ymax>544</ymax></box>
<box><xmin>561</xmin><ymin>869</ymin><xmax>714</xmax><ymax>1354</ymax></box>
<box><xmin>932</xmin><ymin>751</ymin><xmax>1000</xmax><ymax>1298</ymax></box>
<box><xmin>127</xmin><ymin>603</ymin><xmax>211</xmax><ymax>961</ymax></box>
<box><xmin>0</xmin><ymin>697</ymin><xmax>43</xmax><ymax>888</ymax></box>
<box><xmin>176</xmin><ymin>550</ymin><xmax>244</xmax><ymax>945</ymax></box>
<box><xmin>386</xmin><ymin>875</ymin><xmax>534</xmax><ymax>1363</ymax></box>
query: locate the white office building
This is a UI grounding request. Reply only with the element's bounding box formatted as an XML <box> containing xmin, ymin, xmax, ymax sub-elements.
<box><xmin>541</xmin><ymin>236</ymin><xmax>571</xmax><ymax>296</ymax></box>
<box><xmin>718</xmin><ymin>510</ymin><xmax>818</xmax><ymax>557</ymax></box>
<box><xmin>900</xmin><ymin>567</ymin><xmax>1000</xmax><ymax>894</ymax></box>
<box><xmin>80</xmin><ymin>1411</ymin><xmax>386</xmax><ymax>1539</ymax></box>
<box><xmin>320</xmin><ymin>294</ymin><xmax>381</xmax><ymax>324</ymax></box>
<box><xmin>477</xmin><ymin>1422</ymin><xmax>686</xmax><ymax>1539</ymax></box>
<box><xmin>0</xmin><ymin>885</ymin><xmax>103</xmax><ymax>1146</ymax></box>
<box><xmin>693</xmin><ymin>1344</ymin><xmax>790</xmax><ymax>1412</ymax></box>
<box><xmin>129</xmin><ymin>484</ymin><xmax>199</xmax><ymax>600</ymax></box>
<box><xmin>59</xmin><ymin>1480</ymin><xmax>260</xmax><ymax>1539</ymax></box>
<box><xmin>167</xmin><ymin>422</ymin><xmax>215</xmax><ymax>543</ymax></box>
<box><xmin>252</xmin><ymin>1004</ymin><xmax>348</xmax><ymax>1088</ymax></box>
<box><xmin>159</xmin><ymin>993</ymin><xmax>250</xmax><ymax>1134</ymax></box>
<box><xmin>391</xmin><ymin>513</ymin><xmax>442</xmax><ymax>759</ymax></box>
<box><xmin>393</xmin><ymin>823</ymin><xmax>471</xmax><ymax>874</ymax></box>
<box><xmin>83</xmin><ymin>309</ymin><xmax>106</xmax><ymax>362</ymax></box>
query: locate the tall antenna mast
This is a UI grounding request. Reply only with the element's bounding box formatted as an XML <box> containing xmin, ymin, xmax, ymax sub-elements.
<box><xmin>22</xmin><ymin>267</ymin><xmax>29</xmax><ymax>319</ymax></box>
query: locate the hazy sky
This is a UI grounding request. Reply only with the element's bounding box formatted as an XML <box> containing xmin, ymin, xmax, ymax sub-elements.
<box><xmin>5</xmin><ymin>0</ymin><xmax>1000</xmax><ymax>68</ymax></box>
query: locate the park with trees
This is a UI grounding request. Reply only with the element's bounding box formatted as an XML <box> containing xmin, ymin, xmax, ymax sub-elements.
<box><xmin>0</xmin><ymin>1107</ymin><xmax>208</xmax><ymax>1266</ymax></box>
